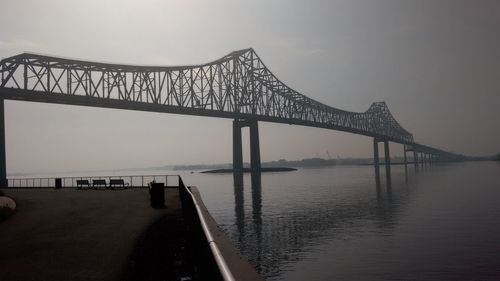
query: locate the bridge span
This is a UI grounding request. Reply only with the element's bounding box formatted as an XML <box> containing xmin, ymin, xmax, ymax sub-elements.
<box><xmin>0</xmin><ymin>48</ymin><xmax>462</xmax><ymax>186</ymax></box>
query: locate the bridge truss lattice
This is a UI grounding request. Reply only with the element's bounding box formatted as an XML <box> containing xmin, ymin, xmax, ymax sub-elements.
<box><xmin>0</xmin><ymin>48</ymin><xmax>413</xmax><ymax>143</ymax></box>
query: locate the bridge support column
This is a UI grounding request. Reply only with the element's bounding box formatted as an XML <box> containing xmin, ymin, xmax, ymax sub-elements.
<box><xmin>403</xmin><ymin>145</ymin><xmax>408</xmax><ymax>167</ymax></box>
<box><xmin>233</xmin><ymin>119</ymin><xmax>243</xmax><ymax>173</ymax></box>
<box><xmin>0</xmin><ymin>99</ymin><xmax>6</xmax><ymax>187</ymax></box>
<box><xmin>249</xmin><ymin>120</ymin><xmax>261</xmax><ymax>172</ymax></box>
<box><xmin>232</xmin><ymin>119</ymin><xmax>261</xmax><ymax>173</ymax></box>
<box><xmin>373</xmin><ymin>139</ymin><xmax>380</xmax><ymax>184</ymax></box>
<box><xmin>384</xmin><ymin>140</ymin><xmax>391</xmax><ymax>185</ymax></box>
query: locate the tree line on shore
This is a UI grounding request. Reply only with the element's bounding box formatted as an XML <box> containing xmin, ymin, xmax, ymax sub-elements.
<box><xmin>172</xmin><ymin>157</ymin><xmax>403</xmax><ymax>171</ymax></box>
<box><xmin>171</xmin><ymin>153</ymin><xmax>500</xmax><ymax>171</ymax></box>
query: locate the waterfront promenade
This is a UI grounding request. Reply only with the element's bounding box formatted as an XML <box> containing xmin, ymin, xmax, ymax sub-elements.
<box><xmin>0</xmin><ymin>187</ymin><xmax>263</xmax><ymax>281</ymax></box>
<box><xmin>0</xmin><ymin>188</ymin><xmax>179</xmax><ymax>280</ymax></box>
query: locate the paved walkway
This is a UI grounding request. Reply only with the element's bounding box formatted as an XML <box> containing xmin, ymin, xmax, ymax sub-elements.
<box><xmin>0</xmin><ymin>188</ymin><xmax>180</xmax><ymax>281</ymax></box>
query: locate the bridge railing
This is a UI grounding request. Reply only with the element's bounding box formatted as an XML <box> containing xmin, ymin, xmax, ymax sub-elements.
<box><xmin>6</xmin><ymin>174</ymin><xmax>180</xmax><ymax>188</ymax></box>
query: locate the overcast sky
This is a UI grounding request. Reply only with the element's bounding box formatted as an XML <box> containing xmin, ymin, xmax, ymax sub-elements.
<box><xmin>1</xmin><ymin>0</ymin><xmax>499</xmax><ymax>174</ymax></box>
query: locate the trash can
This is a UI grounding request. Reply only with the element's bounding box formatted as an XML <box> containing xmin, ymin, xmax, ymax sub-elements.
<box><xmin>149</xmin><ymin>181</ymin><xmax>165</xmax><ymax>208</ymax></box>
<box><xmin>55</xmin><ymin>178</ymin><xmax>62</xmax><ymax>189</ymax></box>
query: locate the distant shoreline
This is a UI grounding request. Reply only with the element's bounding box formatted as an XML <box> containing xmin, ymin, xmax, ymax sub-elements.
<box><xmin>9</xmin><ymin>157</ymin><xmax>494</xmax><ymax>178</ymax></box>
<box><xmin>201</xmin><ymin>167</ymin><xmax>297</xmax><ymax>174</ymax></box>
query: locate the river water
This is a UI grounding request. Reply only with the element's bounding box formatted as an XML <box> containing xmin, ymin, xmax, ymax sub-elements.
<box><xmin>185</xmin><ymin>161</ymin><xmax>500</xmax><ymax>280</ymax></box>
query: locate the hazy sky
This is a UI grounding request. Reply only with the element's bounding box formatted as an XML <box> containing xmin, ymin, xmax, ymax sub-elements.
<box><xmin>1</xmin><ymin>0</ymin><xmax>499</xmax><ymax>174</ymax></box>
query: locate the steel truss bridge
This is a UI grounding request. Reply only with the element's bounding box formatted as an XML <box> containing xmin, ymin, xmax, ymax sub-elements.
<box><xmin>0</xmin><ymin>48</ymin><xmax>463</xmax><ymax>186</ymax></box>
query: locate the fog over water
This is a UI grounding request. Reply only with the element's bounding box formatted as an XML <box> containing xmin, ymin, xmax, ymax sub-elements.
<box><xmin>1</xmin><ymin>0</ymin><xmax>499</xmax><ymax>174</ymax></box>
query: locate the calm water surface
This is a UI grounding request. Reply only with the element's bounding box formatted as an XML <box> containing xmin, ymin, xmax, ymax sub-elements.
<box><xmin>186</xmin><ymin>162</ymin><xmax>500</xmax><ymax>281</ymax></box>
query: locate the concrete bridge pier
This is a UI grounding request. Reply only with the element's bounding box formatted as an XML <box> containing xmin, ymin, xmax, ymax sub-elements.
<box><xmin>373</xmin><ymin>139</ymin><xmax>380</xmax><ymax>184</ymax></box>
<box><xmin>403</xmin><ymin>145</ymin><xmax>408</xmax><ymax>167</ymax></box>
<box><xmin>384</xmin><ymin>140</ymin><xmax>391</xmax><ymax>185</ymax></box>
<box><xmin>233</xmin><ymin>120</ymin><xmax>243</xmax><ymax>173</ymax></box>
<box><xmin>233</xmin><ymin>119</ymin><xmax>261</xmax><ymax>173</ymax></box>
<box><xmin>0</xmin><ymin>99</ymin><xmax>6</xmax><ymax>187</ymax></box>
<box><xmin>373</xmin><ymin>139</ymin><xmax>391</xmax><ymax>185</ymax></box>
<box><xmin>249</xmin><ymin>120</ymin><xmax>261</xmax><ymax>172</ymax></box>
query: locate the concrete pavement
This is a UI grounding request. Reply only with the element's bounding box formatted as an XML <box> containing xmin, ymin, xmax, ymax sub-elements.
<box><xmin>0</xmin><ymin>188</ymin><xmax>179</xmax><ymax>281</ymax></box>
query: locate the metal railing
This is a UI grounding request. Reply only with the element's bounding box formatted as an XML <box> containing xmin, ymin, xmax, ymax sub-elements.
<box><xmin>179</xmin><ymin>180</ymin><xmax>236</xmax><ymax>281</ymax></box>
<box><xmin>6</xmin><ymin>174</ymin><xmax>180</xmax><ymax>188</ymax></box>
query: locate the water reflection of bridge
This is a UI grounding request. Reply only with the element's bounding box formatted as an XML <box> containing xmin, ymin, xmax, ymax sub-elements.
<box><xmin>231</xmin><ymin>169</ymin><xmax>416</xmax><ymax>278</ymax></box>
